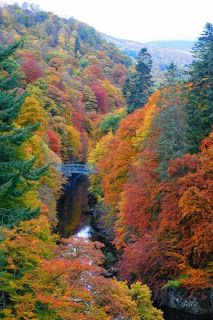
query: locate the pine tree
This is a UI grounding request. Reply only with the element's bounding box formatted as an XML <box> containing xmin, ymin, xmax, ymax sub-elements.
<box><xmin>186</xmin><ymin>23</ymin><xmax>213</xmax><ymax>151</ymax></box>
<box><xmin>74</xmin><ymin>36</ymin><xmax>80</xmax><ymax>58</ymax></box>
<box><xmin>164</xmin><ymin>62</ymin><xmax>179</xmax><ymax>85</ymax></box>
<box><xmin>0</xmin><ymin>40</ymin><xmax>22</xmax><ymax>63</ymax></box>
<box><xmin>0</xmin><ymin>43</ymin><xmax>47</xmax><ymax>227</ymax></box>
<box><xmin>83</xmin><ymin>85</ymin><xmax>98</xmax><ymax>111</ymax></box>
<box><xmin>123</xmin><ymin>47</ymin><xmax>153</xmax><ymax>113</ymax></box>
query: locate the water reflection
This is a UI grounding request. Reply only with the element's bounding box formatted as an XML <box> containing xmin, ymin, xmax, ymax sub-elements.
<box><xmin>57</xmin><ymin>174</ymin><xmax>90</xmax><ymax>237</ymax></box>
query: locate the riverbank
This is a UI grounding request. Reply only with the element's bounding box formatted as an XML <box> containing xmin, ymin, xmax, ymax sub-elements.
<box><xmin>57</xmin><ymin>174</ymin><xmax>212</xmax><ymax>320</ymax></box>
<box><xmin>91</xmin><ymin>208</ymin><xmax>213</xmax><ymax>319</ymax></box>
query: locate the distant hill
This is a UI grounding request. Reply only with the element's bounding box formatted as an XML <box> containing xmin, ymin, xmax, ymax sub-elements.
<box><xmin>102</xmin><ymin>34</ymin><xmax>194</xmax><ymax>83</ymax></box>
<box><xmin>146</xmin><ymin>40</ymin><xmax>194</xmax><ymax>54</ymax></box>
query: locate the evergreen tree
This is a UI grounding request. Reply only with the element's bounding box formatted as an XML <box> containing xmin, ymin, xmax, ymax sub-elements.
<box><xmin>0</xmin><ymin>40</ymin><xmax>22</xmax><ymax>63</ymax></box>
<box><xmin>161</xmin><ymin>62</ymin><xmax>182</xmax><ymax>106</ymax></box>
<box><xmin>74</xmin><ymin>36</ymin><xmax>80</xmax><ymax>58</ymax></box>
<box><xmin>186</xmin><ymin>23</ymin><xmax>213</xmax><ymax>151</ymax></box>
<box><xmin>164</xmin><ymin>62</ymin><xmax>180</xmax><ymax>85</ymax></box>
<box><xmin>123</xmin><ymin>47</ymin><xmax>153</xmax><ymax>113</ymax></box>
<box><xmin>0</xmin><ymin>48</ymin><xmax>24</xmax><ymax>91</ymax></box>
<box><xmin>0</xmin><ymin>43</ymin><xmax>47</xmax><ymax>227</ymax></box>
<box><xmin>83</xmin><ymin>86</ymin><xmax>98</xmax><ymax>111</ymax></box>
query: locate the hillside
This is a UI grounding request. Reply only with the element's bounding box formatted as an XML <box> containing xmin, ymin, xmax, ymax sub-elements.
<box><xmin>102</xmin><ymin>34</ymin><xmax>193</xmax><ymax>63</ymax></box>
<box><xmin>0</xmin><ymin>3</ymin><xmax>168</xmax><ymax>319</ymax></box>
<box><xmin>0</xmin><ymin>2</ymin><xmax>212</xmax><ymax>319</ymax></box>
<box><xmin>0</xmin><ymin>3</ymin><xmax>166</xmax><ymax>319</ymax></box>
<box><xmin>146</xmin><ymin>40</ymin><xmax>194</xmax><ymax>53</ymax></box>
<box><xmin>0</xmin><ymin>3</ymin><xmax>132</xmax><ymax>162</ymax></box>
<box><xmin>102</xmin><ymin>34</ymin><xmax>193</xmax><ymax>82</ymax></box>
<box><xmin>90</xmin><ymin>23</ymin><xmax>213</xmax><ymax>316</ymax></box>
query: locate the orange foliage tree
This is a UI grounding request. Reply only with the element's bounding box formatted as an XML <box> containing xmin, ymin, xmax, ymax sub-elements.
<box><xmin>91</xmin><ymin>88</ymin><xmax>212</xmax><ymax>296</ymax></box>
<box><xmin>0</xmin><ymin>216</ymin><xmax>163</xmax><ymax>319</ymax></box>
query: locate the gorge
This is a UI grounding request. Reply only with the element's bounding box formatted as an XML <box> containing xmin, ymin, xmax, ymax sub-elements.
<box><xmin>57</xmin><ymin>173</ymin><xmax>212</xmax><ymax>320</ymax></box>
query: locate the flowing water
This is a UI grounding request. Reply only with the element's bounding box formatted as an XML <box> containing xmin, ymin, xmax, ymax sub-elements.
<box><xmin>57</xmin><ymin>174</ymin><xmax>211</xmax><ymax>320</ymax></box>
<box><xmin>57</xmin><ymin>174</ymin><xmax>93</xmax><ymax>238</ymax></box>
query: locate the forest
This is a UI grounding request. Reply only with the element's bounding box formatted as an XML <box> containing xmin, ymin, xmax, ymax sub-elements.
<box><xmin>0</xmin><ymin>2</ymin><xmax>212</xmax><ymax>319</ymax></box>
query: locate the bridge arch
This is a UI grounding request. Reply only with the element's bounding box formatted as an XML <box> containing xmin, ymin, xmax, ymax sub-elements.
<box><xmin>59</xmin><ymin>163</ymin><xmax>97</xmax><ymax>176</ymax></box>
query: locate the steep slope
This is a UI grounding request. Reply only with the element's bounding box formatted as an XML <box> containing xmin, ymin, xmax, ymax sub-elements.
<box><xmin>0</xmin><ymin>5</ymin><xmax>164</xmax><ymax>319</ymax></box>
<box><xmin>0</xmin><ymin>3</ymin><xmax>131</xmax><ymax>162</ymax></box>
<box><xmin>90</xmin><ymin>22</ymin><xmax>213</xmax><ymax>316</ymax></box>
<box><xmin>90</xmin><ymin>87</ymin><xmax>213</xmax><ymax>315</ymax></box>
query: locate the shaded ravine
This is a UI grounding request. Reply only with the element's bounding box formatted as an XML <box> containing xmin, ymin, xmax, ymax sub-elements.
<box><xmin>57</xmin><ymin>174</ymin><xmax>94</xmax><ymax>238</ymax></box>
<box><xmin>57</xmin><ymin>174</ymin><xmax>211</xmax><ymax>320</ymax></box>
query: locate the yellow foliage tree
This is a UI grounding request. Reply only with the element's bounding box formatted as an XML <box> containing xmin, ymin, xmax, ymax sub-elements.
<box><xmin>16</xmin><ymin>96</ymin><xmax>48</xmax><ymax>134</ymax></box>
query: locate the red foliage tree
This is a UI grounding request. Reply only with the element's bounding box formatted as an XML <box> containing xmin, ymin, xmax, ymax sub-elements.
<box><xmin>90</xmin><ymin>83</ymin><xmax>109</xmax><ymax>113</ymax></box>
<box><xmin>115</xmin><ymin>132</ymin><xmax>164</xmax><ymax>291</ymax></box>
<box><xmin>112</xmin><ymin>63</ymin><xmax>127</xmax><ymax>84</ymax></box>
<box><xmin>72</xmin><ymin>111</ymin><xmax>85</xmax><ymax>133</ymax></box>
<box><xmin>21</xmin><ymin>53</ymin><xmax>44</xmax><ymax>83</ymax></box>
<box><xmin>46</xmin><ymin>129</ymin><xmax>61</xmax><ymax>156</ymax></box>
<box><xmin>84</xmin><ymin>64</ymin><xmax>104</xmax><ymax>80</ymax></box>
<box><xmin>158</xmin><ymin>141</ymin><xmax>213</xmax><ymax>290</ymax></box>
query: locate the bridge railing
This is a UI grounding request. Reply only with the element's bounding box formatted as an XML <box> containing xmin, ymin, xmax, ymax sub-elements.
<box><xmin>57</xmin><ymin>163</ymin><xmax>97</xmax><ymax>175</ymax></box>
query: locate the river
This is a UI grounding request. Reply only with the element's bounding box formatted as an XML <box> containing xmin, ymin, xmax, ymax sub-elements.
<box><xmin>57</xmin><ymin>174</ymin><xmax>211</xmax><ymax>320</ymax></box>
<box><xmin>57</xmin><ymin>174</ymin><xmax>94</xmax><ymax>238</ymax></box>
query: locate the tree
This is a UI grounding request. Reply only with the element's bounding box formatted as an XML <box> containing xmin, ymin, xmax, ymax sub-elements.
<box><xmin>0</xmin><ymin>43</ymin><xmax>46</xmax><ymax>227</ymax></box>
<box><xmin>98</xmin><ymin>109</ymin><xmax>126</xmax><ymax>135</ymax></box>
<box><xmin>16</xmin><ymin>96</ymin><xmax>48</xmax><ymax>131</ymax></box>
<box><xmin>0</xmin><ymin>216</ymin><xmax>57</xmax><ymax>319</ymax></box>
<box><xmin>74</xmin><ymin>36</ymin><xmax>80</xmax><ymax>57</ymax></box>
<box><xmin>0</xmin><ymin>218</ymin><xmax>163</xmax><ymax>319</ymax></box>
<box><xmin>159</xmin><ymin>139</ymin><xmax>213</xmax><ymax>290</ymax></box>
<box><xmin>186</xmin><ymin>23</ymin><xmax>213</xmax><ymax>151</ymax></box>
<box><xmin>102</xmin><ymin>79</ymin><xmax>124</xmax><ymax>109</ymax></box>
<box><xmin>123</xmin><ymin>48</ymin><xmax>153</xmax><ymax>113</ymax></box>
<box><xmin>90</xmin><ymin>83</ymin><xmax>109</xmax><ymax>113</ymax></box>
<box><xmin>0</xmin><ymin>41</ymin><xmax>22</xmax><ymax>63</ymax></box>
<box><xmin>46</xmin><ymin>129</ymin><xmax>61</xmax><ymax>156</ymax></box>
<box><xmin>164</xmin><ymin>62</ymin><xmax>180</xmax><ymax>85</ymax></box>
<box><xmin>83</xmin><ymin>85</ymin><xmax>98</xmax><ymax>111</ymax></box>
<box><xmin>112</xmin><ymin>63</ymin><xmax>128</xmax><ymax>84</ymax></box>
<box><xmin>0</xmin><ymin>45</ymin><xmax>24</xmax><ymax>91</ymax></box>
<box><xmin>130</xmin><ymin>283</ymin><xmax>164</xmax><ymax>320</ymax></box>
<box><xmin>84</xmin><ymin>64</ymin><xmax>104</xmax><ymax>80</ymax></box>
<box><xmin>21</xmin><ymin>53</ymin><xmax>44</xmax><ymax>84</ymax></box>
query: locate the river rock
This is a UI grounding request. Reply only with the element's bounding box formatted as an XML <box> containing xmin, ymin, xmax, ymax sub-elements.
<box><xmin>159</xmin><ymin>287</ymin><xmax>213</xmax><ymax>315</ymax></box>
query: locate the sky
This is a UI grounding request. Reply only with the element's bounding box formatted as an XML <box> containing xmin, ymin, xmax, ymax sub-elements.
<box><xmin>4</xmin><ymin>0</ymin><xmax>213</xmax><ymax>42</ymax></box>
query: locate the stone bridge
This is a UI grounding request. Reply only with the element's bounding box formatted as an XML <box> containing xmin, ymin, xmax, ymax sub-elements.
<box><xmin>60</xmin><ymin>164</ymin><xmax>97</xmax><ymax>176</ymax></box>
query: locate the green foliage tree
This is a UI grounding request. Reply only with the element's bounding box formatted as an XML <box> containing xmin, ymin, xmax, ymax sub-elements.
<box><xmin>0</xmin><ymin>43</ymin><xmax>47</xmax><ymax>227</ymax></box>
<box><xmin>156</xmin><ymin>104</ymin><xmax>190</xmax><ymax>179</ymax></box>
<box><xmin>74</xmin><ymin>36</ymin><xmax>80</xmax><ymax>57</ymax></box>
<box><xmin>131</xmin><ymin>283</ymin><xmax>164</xmax><ymax>320</ymax></box>
<box><xmin>123</xmin><ymin>47</ymin><xmax>153</xmax><ymax>113</ymax></box>
<box><xmin>186</xmin><ymin>22</ymin><xmax>213</xmax><ymax>151</ymax></box>
<box><xmin>164</xmin><ymin>62</ymin><xmax>180</xmax><ymax>85</ymax></box>
<box><xmin>0</xmin><ymin>40</ymin><xmax>22</xmax><ymax>63</ymax></box>
<box><xmin>83</xmin><ymin>85</ymin><xmax>98</xmax><ymax>111</ymax></box>
<box><xmin>0</xmin><ymin>41</ymin><xmax>24</xmax><ymax>91</ymax></box>
<box><xmin>98</xmin><ymin>109</ymin><xmax>126</xmax><ymax>135</ymax></box>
